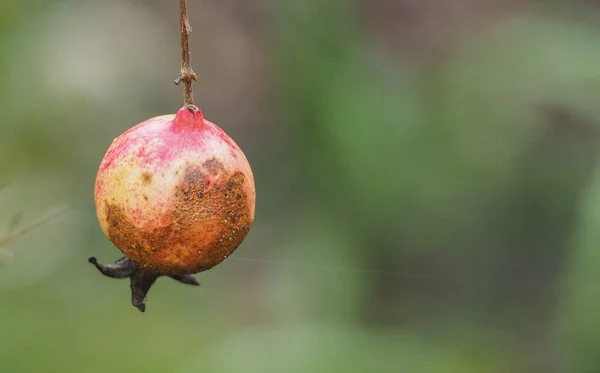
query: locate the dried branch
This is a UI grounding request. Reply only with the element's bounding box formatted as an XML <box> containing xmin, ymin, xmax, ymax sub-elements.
<box><xmin>173</xmin><ymin>0</ymin><xmax>198</xmax><ymax>109</ymax></box>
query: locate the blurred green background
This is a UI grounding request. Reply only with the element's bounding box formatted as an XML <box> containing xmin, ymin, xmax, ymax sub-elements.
<box><xmin>2</xmin><ymin>0</ymin><xmax>600</xmax><ymax>372</ymax></box>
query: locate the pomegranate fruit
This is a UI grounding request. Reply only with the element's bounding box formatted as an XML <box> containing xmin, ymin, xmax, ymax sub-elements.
<box><xmin>89</xmin><ymin>106</ymin><xmax>255</xmax><ymax>311</ymax></box>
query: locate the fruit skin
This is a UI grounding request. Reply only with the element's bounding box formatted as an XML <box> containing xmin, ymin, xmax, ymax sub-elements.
<box><xmin>94</xmin><ymin>106</ymin><xmax>255</xmax><ymax>275</ymax></box>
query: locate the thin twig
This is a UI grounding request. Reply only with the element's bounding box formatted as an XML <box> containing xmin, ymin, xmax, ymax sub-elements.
<box><xmin>0</xmin><ymin>207</ymin><xmax>71</xmax><ymax>246</ymax></box>
<box><xmin>17</xmin><ymin>207</ymin><xmax>71</xmax><ymax>237</ymax></box>
<box><xmin>174</xmin><ymin>0</ymin><xmax>198</xmax><ymax>109</ymax></box>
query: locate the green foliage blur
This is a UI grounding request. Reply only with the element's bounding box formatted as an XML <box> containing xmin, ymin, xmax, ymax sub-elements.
<box><xmin>2</xmin><ymin>0</ymin><xmax>600</xmax><ymax>372</ymax></box>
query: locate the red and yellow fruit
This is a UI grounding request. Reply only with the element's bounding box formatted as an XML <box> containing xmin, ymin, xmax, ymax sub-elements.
<box><xmin>94</xmin><ymin>106</ymin><xmax>255</xmax><ymax>275</ymax></box>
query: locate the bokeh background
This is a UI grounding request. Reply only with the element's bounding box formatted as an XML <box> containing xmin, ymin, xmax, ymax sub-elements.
<box><xmin>2</xmin><ymin>0</ymin><xmax>600</xmax><ymax>372</ymax></box>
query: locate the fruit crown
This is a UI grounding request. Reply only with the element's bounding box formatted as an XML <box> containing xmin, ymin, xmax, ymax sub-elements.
<box><xmin>172</xmin><ymin>105</ymin><xmax>204</xmax><ymax>130</ymax></box>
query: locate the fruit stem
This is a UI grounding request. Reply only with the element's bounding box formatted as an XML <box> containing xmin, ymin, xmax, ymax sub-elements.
<box><xmin>174</xmin><ymin>0</ymin><xmax>198</xmax><ymax>110</ymax></box>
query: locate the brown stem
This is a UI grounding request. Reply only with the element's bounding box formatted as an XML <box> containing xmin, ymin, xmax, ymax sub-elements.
<box><xmin>174</xmin><ymin>0</ymin><xmax>198</xmax><ymax>109</ymax></box>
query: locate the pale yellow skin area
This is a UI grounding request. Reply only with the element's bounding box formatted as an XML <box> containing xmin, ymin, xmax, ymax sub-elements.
<box><xmin>94</xmin><ymin>109</ymin><xmax>255</xmax><ymax>273</ymax></box>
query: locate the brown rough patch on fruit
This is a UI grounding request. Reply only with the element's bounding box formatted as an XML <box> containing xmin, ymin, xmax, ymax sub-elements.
<box><xmin>203</xmin><ymin>157</ymin><xmax>224</xmax><ymax>175</ymax></box>
<box><xmin>105</xmin><ymin>168</ymin><xmax>252</xmax><ymax>275</ymax></box>
<box><xmin>141</xmin><ymin>172</ymin><xmax>153</xmax><ymax>185</ymax></box>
